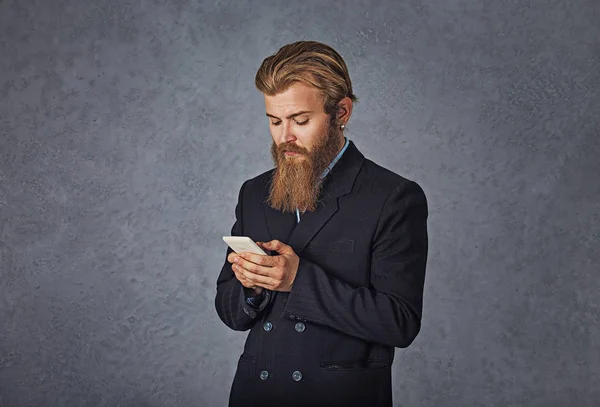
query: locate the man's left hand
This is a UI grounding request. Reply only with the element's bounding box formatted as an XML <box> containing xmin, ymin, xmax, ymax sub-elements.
<box><xmin>231</xmin><ymin>240</ymin><xmax>299</xmax><ymax>292</ymax></box>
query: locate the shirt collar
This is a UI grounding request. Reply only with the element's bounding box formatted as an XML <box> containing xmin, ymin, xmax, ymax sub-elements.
<box><xmin>295</xmin><ymin>137</ymin><xmax>350</xmax><ymax>219</ymax></box>
<box><xmin>321</xmin><ymin>137</ymin><xmax>350</xmax><ymax>179</ymax></box>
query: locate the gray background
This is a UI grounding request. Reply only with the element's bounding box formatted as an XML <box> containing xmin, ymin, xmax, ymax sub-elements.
<box><xmin>1</xmin><ymin>0</ymin><xmax>598</xmax><ymax>406</ymax></box>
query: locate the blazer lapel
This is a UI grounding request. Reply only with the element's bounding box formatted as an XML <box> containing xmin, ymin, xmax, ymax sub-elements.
<box><xmin>286</xmin><ymin>188</ymin><xmax>339</xmax><ymax>255</ymax></box>
<box><xmin>263</xmin><ymin>140</ymin><xmax>365</xmax><ymax>255</ymax></box>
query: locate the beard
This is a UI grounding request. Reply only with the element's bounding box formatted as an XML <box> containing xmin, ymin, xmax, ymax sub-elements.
<box><xmin>267</xmin><ymin>118</ymin><xmax>344</xmax><ymax>214</ymax></box>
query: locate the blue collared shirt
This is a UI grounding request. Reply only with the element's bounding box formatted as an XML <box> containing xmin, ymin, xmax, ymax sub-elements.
<box><xmin>295</xmin><ymin>137</ymin><xmax>349</xmax><ymax>223</ymax></box>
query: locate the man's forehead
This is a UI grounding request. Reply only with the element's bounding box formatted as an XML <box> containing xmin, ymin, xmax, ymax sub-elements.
<box><xmin>264</xmin><ymin>83</ymin><xmax>323</xmax><ymax>116</ymax></box>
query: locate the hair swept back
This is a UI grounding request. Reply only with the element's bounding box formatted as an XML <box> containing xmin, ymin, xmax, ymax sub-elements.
<box><xmin>255</xmin><ymin>40</ymin><xmax>358</xmax><ymax>120</ymax></box>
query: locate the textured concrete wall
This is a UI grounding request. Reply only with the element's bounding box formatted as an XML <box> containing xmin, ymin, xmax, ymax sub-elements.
<box><xmin>1</xmin><ymin>0</ymin><xmax>599</xmax><ymax>406</ymax></box>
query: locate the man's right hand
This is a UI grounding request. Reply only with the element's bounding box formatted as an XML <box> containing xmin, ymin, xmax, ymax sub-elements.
<box><xmin>227</xmin><ymin>251</ymin><xmax>264</xmax><ymax>295</ymax></box>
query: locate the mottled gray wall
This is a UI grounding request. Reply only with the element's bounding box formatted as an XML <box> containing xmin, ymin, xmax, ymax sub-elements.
<box><xmin>0</xmin><ymin>0</ymin><xmax>598</xmax><ymax>406</ymax></box>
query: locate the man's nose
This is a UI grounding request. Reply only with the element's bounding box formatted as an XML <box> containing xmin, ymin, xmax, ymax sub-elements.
<box><xmin>279</xmin><ymin>122</ymin><xmax>296</xmax><ymax>144</ymax></box>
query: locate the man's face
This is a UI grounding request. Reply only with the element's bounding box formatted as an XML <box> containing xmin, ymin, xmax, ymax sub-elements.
<box><xmin>264</xmin><ymin>82</ymin><xmax>344</xmax><ymax>213</ymax></box>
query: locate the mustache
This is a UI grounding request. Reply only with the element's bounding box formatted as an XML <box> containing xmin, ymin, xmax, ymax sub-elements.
<box><xmin>278</xmin><ymin>143</ymin><xmax>309</xmax><ymax>155</ymax></box>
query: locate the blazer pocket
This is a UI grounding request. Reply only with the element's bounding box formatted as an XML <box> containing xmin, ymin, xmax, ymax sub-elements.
<box><xmin>305</xmin><ymin>239</ymin><xmax>354</xmax><ymax>253</ymax></box>
<box><xmin>320</xmin><ymin>360</ymin><xmax>388</xmax><ymax>371</ymax></box>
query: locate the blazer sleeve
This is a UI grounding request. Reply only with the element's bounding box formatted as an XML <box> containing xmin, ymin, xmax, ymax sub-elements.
<box><xmin>283</xmin><ymin>180</ymin><xmax>428</xmax><ymax>348</ymax></box>
<box><xmin>214</xmin><ymin>180</ymin><xmax>272</xmax><ymax>331</ymax></box>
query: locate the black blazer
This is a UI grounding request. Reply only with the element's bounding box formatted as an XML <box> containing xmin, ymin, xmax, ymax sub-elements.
<box><xmin>215</xmin><ymin>140</ymin><xmax>428</xmax><ymax>407</ymax></box>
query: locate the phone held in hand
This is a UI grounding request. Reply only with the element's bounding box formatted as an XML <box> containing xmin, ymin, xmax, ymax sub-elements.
<box><xmin>222</xmin><ymin>236</ymin><xmax>268</xmax><ymax>256</ymax></box>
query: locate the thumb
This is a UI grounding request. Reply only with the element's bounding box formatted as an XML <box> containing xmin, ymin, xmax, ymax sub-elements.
<box><xmin>263</xmin><ymin>240</ymin><xmax>289</xmax><ymax>253</ymax></box>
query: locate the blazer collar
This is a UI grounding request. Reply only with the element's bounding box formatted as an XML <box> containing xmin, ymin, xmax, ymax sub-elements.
<box><xmin>264</xmin><ymin>140</ymin><xmax>365</xmax><ymax>254</ymax></box>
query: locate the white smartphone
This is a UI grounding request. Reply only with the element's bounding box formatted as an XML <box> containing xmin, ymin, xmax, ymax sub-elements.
<box><xmin>222</xmin><ymin>236</ymin><xmax>268</xmax><ymax>255</ymax></box>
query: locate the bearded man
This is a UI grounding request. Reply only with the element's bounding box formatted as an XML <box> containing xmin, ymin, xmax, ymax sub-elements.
<box><xmin>214</xmin><ymin>40</ymin><xmax>429</xmax><ymax>407</ymax></box>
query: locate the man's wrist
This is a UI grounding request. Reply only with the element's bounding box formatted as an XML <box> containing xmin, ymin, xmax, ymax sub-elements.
<box><xmin>245</xmin><ymin>287</ymin><xmax>270</xmax><ymax>309</ymax></box>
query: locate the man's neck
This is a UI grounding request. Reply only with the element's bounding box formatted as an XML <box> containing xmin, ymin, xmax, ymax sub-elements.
<box><xmin>336</xmin><ymin>136</ymin><xmax>346</xmax><ymax>155</ymax></box>
<box><xmin>329</xmin><ymin>135</ymin><xmax>346</xmax><ymax>160</ymax></box>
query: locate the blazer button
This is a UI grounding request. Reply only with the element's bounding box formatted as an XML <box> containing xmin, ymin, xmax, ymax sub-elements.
<box><xmin>294</xmin><ymin>322</ymin><xmax>306</xmax><ymax>333</ymax></box>
<box><xmin>260</xmin><ymin>370</ymin><xmax>269</xmax><ymax>380</ymax></box>
<box><xmin>292</xmin><ymin>370</ymin><xmax>302</xmax><ymax>382</ymax></box>
<box><xmin>263</xmin><ymin>321</ymin><xmax>273</xmax><ymax>332</ymax></box>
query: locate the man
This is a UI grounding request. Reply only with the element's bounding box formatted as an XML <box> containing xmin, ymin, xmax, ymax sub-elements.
<box><xmin>214</xmin><ymin>40</ymin><xmax>428</xmax><ymax>407</ymax></box>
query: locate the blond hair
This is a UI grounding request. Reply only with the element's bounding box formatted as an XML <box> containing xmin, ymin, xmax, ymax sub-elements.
<box><xmin>255</xmin><ymin>41</ymin><xmax>358</xmax><ymax>120</ymax></box>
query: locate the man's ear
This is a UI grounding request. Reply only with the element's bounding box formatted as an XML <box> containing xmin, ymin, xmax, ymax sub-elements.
<box><xmin>336</xmin><ymin>96</ymin><xmax>353</xmax><ymax>125</ymax></box>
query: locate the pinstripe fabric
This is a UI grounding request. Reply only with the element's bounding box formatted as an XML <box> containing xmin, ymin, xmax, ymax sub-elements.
<box><xmin>215</xmin><ymin>140</ymin><xmax>428</xmax><ymax>406</ymax></box>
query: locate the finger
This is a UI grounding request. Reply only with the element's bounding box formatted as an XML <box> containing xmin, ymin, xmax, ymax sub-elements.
<box><xmin>256</xmin><ymin>242</ymin><xmax>269</xmax><ymax>250</ymax></box>
<box><xmin>233</xmin><ymin>263</ymin><xmax>265</xmax><ymax>283</ymax></box>
<box><xmin>233</xmin><ymin>264</ymin><xmax>258</xmax><ymax>285</ymax></box>
<box><xmin>240</xmin><ymin>269</ymin><xmax>276</xmax><ymax>288</ymax></box>
<box><xmin>240</xmin><ymin>279</ymin><xmax>254</xmax><ymax>289</ymax></box>
<box><xmin>239</xmin><ymin>252</ymin><xmax>277</xmax><ymax>268</ymax></box>
<box><xmin>263</xmin><ymin>240</ymin><xmax>289</xmax><ymax>254</ymax></box>
<box><xmin>235</xmin><ymin>258</ymin><xmax>273</xmax><ymax>277</ymax></box>
<box><xmin>234</xmin><ymin>272</ymin><xmax>254</xmax><ymax>288</ymax></box>
<box><xmin>234</xmin><ymin>269</ymin><xmax>257</xmax><ymax>289</ymax></box>
<box><xmin>231</xmin><ymin>266</ymin><xmax>244</xmax><ymax>280</ymax></box>
<box><xmin>256</xmin><ymin>242</ymin><xmax>267</xmax><ymax>251</ymax></box>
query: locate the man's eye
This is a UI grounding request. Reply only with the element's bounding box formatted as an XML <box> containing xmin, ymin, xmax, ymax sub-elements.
<box><xmin>270</xmin><ymin>119</ymin><xmax>308</xmax><ymax>126</ymax></box>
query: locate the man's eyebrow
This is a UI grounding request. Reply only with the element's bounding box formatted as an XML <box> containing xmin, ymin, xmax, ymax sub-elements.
<box><xmin>266</xmin><ymin>110</ymin><xmax>313</xmax><ymax>120</ymax></box>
